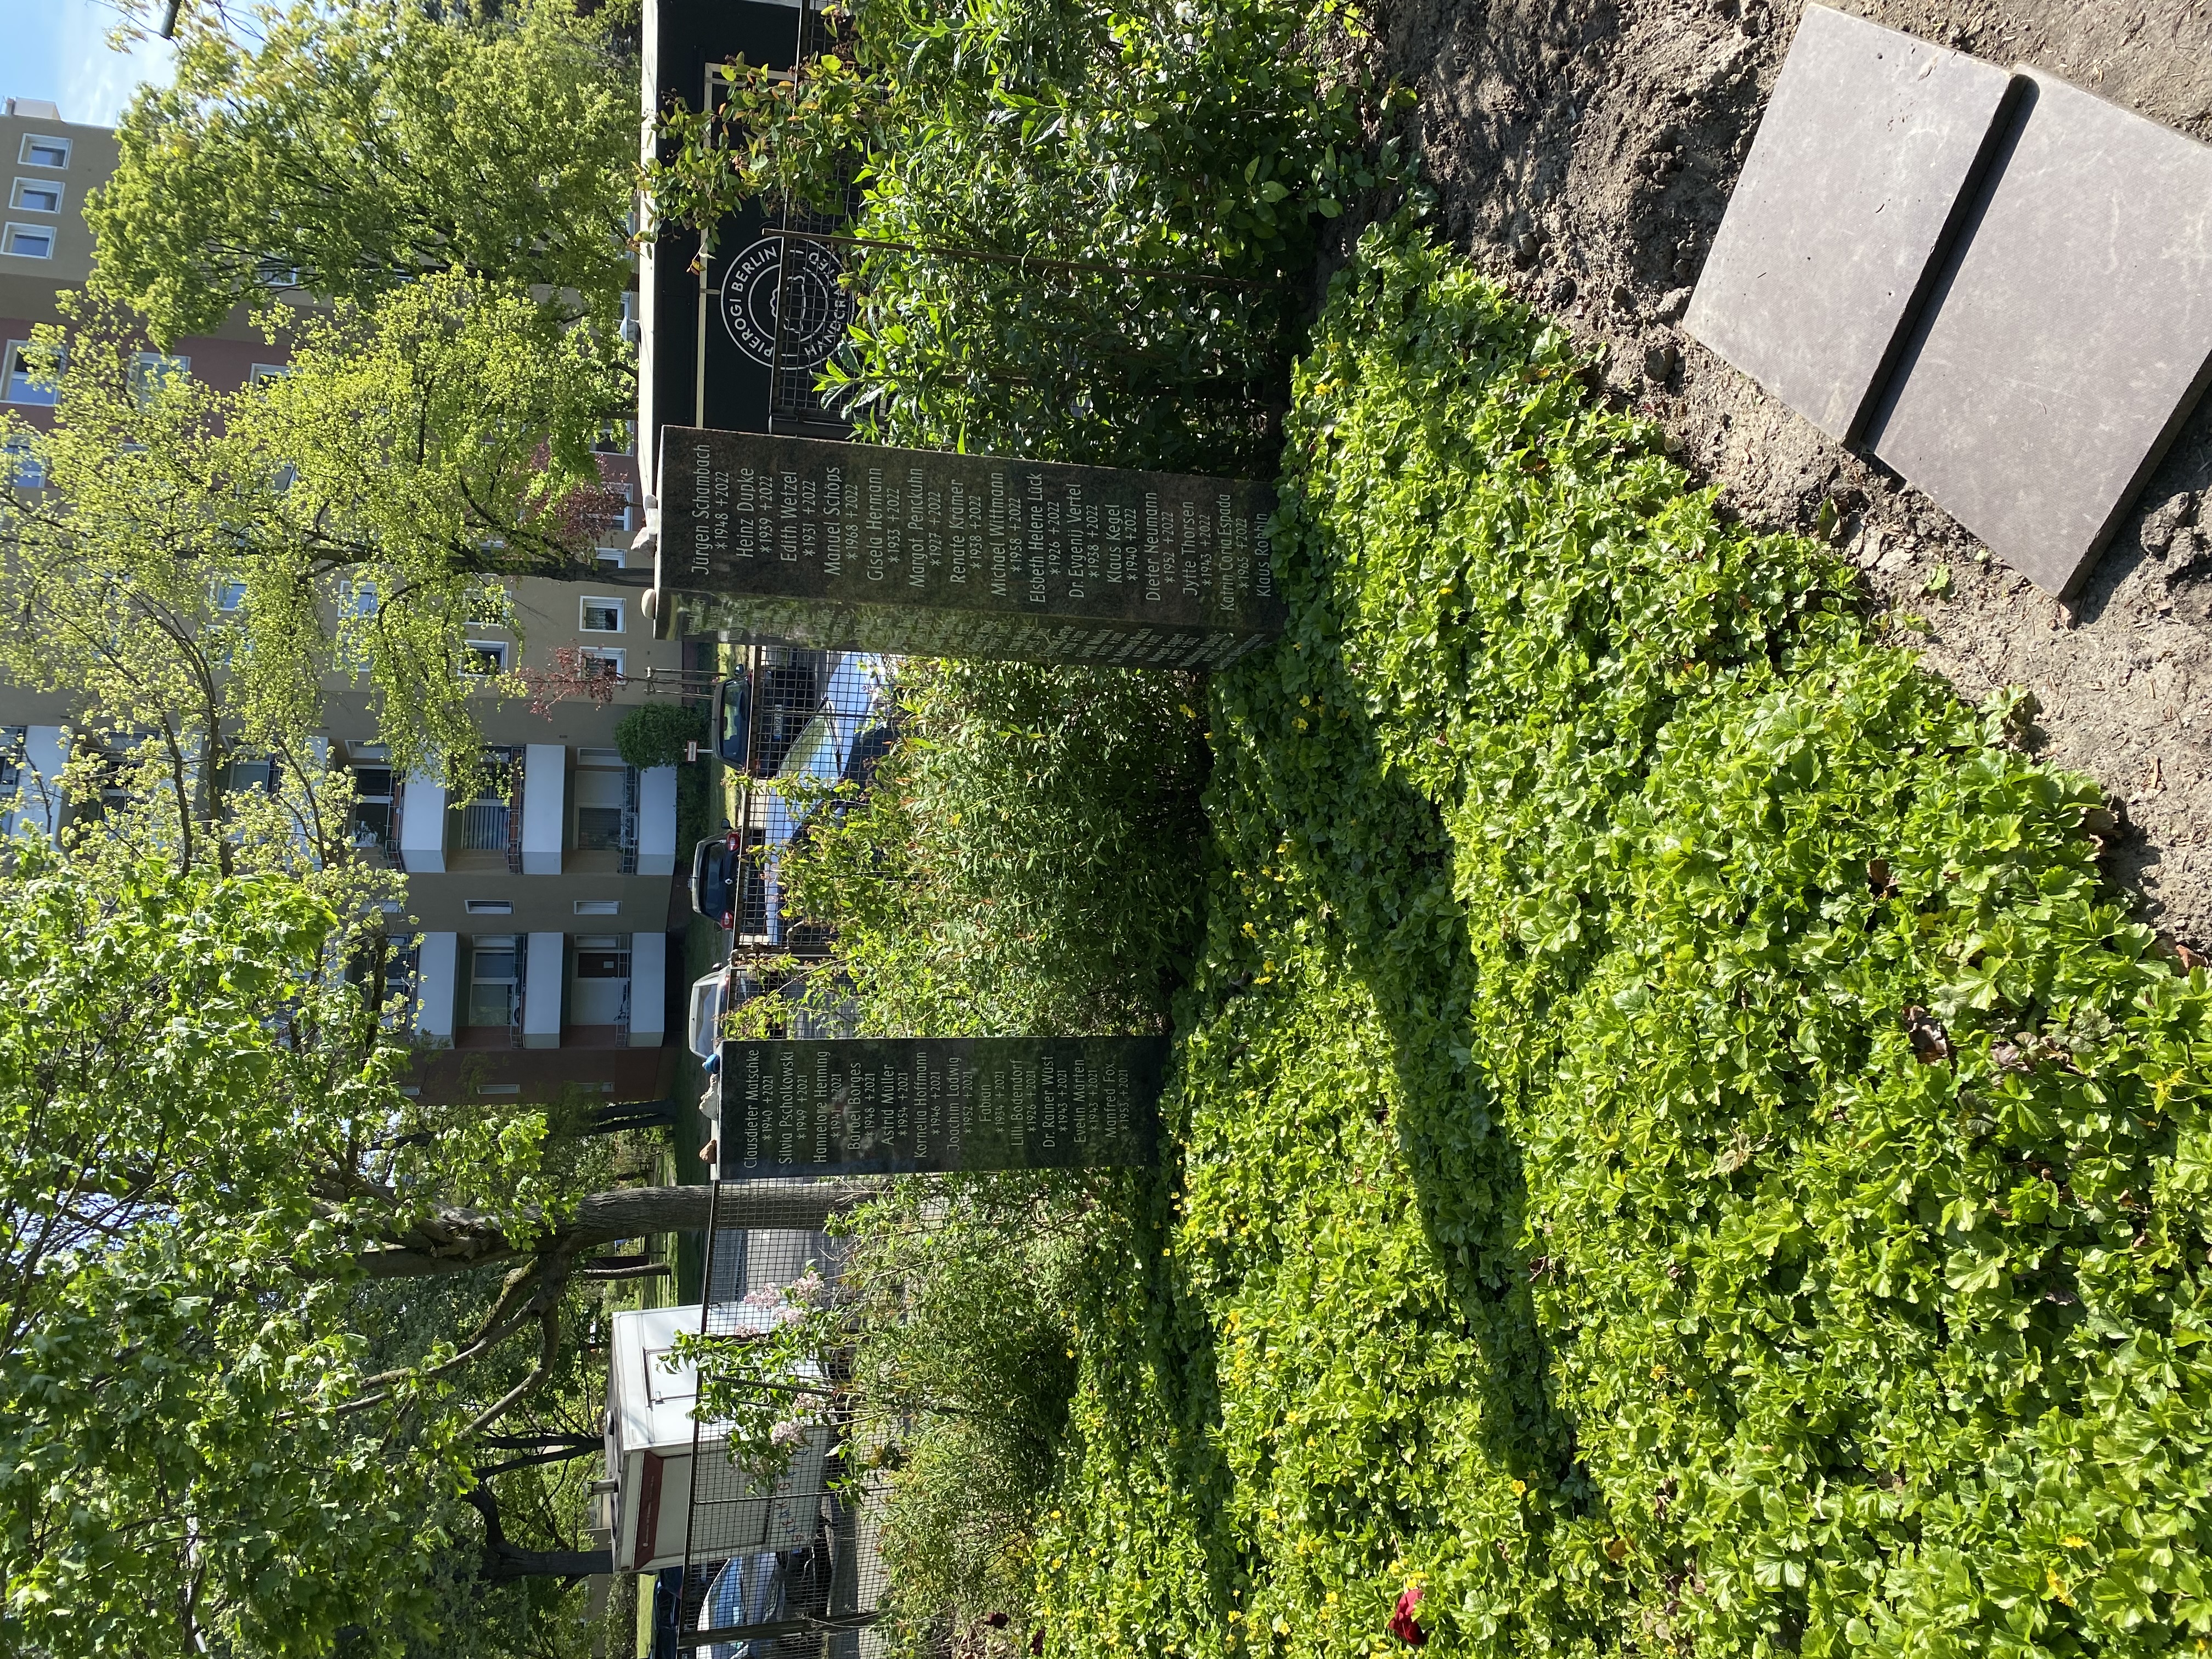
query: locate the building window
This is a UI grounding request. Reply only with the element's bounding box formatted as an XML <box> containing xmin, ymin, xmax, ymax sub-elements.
<box><xmin>2</xmin><ymin>224</ymin><xmax>53</xmax><ymax>260</ymax></box>
<box><xmin>475</xmin><ymin>1082</ymin><xmax>522</xmax><ymax>1097</ymax></box>
<box><xmin>464</xmin><ymin>899</ymin><xmax>514</xmax><ymax>916</ymax></box>
<box><xmin>249</xmin><ymin>363</ymin><xmax>290</xmax><ymax>384</ymax></box>
<box><xmin>466</xmin><ymin>937</ymin><xmax>519</xmax><ymax>1028</ymax></box>
<box><xmin>573</xmin><ymin>759</ymin><xmax>633</xmax><ymax>854</ymax></box>
<box><xmin>462</xmin><ymin>640</ymin><xmax>509</xmax><ymax>676</ymax></box>
<box><xmin>573</xmin><ymin>898</ymin><xmax>620</xmax><ymax>915</ymax></box>
<box><xmin>213</xmin><ymin>579</ymin><xmax>246</xmax><ymax>613</ymax></box>
<box><xmin>592</xmin><ymin>420</ymin><xmax>635</xmax><ymax>455</ymax></box>
<box><xmin>9</xmin><ymin>179</ymin><xmax>60</xmax><ymax>213</ymax></box>
<box><xmin>351</xmin><ymin>764</ymin><xmax>394</xmax><ymax>853</ymax></box>
<box><xmin>580</xmin><ymin>596</ymin><xmax>624</xmax><ymax>634</ymax></box>
<box><xmin>580</xmin><ymin>646</ymin><xmax>624</xmax><ymax>679</ymax></box>
<box><xmin>594</xmin><ymin>546</ymin><xmax>625</xmax><ymax>571</ymax></box>
<box><xmin>129</xmin><ymin>352</ymin><xmax>190</xmax><ymax>403</ymax></box>
<box><xmin>0</xmin><ymin>726</ymin><xmax>22</xmax><ymax>794</ymax></box>
<box><xmin>224</xmin><ymin>757</ymin><xmax>278</xmax><ymax>794</ymax></box>
<box><xmin>569</xmin><ymin>934</ymin><xmax>630</xmax><ymax>1028</ymax></box>
<box><xmin>19</xmin><ymin>136</ymin><xmax>69</xmax><ymax>168</ymax></box>
<box><xmin>3</xmin><ymin>436</ymin><xmax>42</xmax><ymax>488</ymax></box>
<box><xmin>2</xmin><ymin>342</ymin><xmax>58</xmax><ymax>405</ymax></box>
<box><xmin>574</xmin><ymin>937</ymin><xmax>630</xmax><ymax>976</ymax></box>
<box><xmin>340</xmin><ymin>579</ymin><xmax>377</xmax><ymax>619</ymax></box>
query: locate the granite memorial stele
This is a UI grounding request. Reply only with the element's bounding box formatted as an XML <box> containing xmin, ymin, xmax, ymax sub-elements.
<box><xmin>720</xmin><ymin>1035</ymin><xmax>1167</xmax><ymax>1176</ymax></box>
<box><xmin>648</xmin><ymin>428</ymin><xmax>1286</xmax><ymax>668</ymax></box>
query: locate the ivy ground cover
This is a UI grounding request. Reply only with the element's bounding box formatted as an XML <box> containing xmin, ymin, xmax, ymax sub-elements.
<box><xmin>1037</xmin><ymin>223</ymin><xmax>2212</xmax><ymax>1659</ymax></box>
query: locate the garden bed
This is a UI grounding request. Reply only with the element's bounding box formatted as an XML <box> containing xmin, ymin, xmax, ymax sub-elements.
<box><xmin>1375</xmin><ymin>0</ymin><xmax>2212</xmax><ymax>946</ymax></box>
<box><xmin>1020</xmin><ymin>223</ymin><xmax>2212</xmax><ymax>1658</ymax></box>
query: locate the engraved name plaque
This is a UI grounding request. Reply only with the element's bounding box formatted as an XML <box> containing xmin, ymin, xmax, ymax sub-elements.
<box><xmin>656</xmin><ymin>428</ymin><xmax>1284</xmax><ymax>668</ymax></box>
<box><xmin>719</xmin><ymin>1035</ymin><xmax>1167</xmax><ymax>1176</ymax></box>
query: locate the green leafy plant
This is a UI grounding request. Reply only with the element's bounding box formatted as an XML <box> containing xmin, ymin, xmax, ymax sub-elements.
<box><xmin>645</xmin><ymin>0</ymin><xmax>1390</xmax><ymax>473</ymax></box>
<box><xmin>1024</xmin><ymin>219</ymin><xmax>2212</xmax><ymax>1659</ymax></box>
<box><xmin>685</xmin><ymin>1177</ymin><xmax>1094</xmax><ymax>1654</ymax></box>
<box><xmin>88</xmin><ymin>0</ymin><xmax>636</xmax><ymax>343</ymax></box>
<box><xmin>775</xmin><ymin>658</ymin><xmax>1211</xmax><ymax>1039</ymax></box>
<box><xmin>1</xmin><ymin>275</ymin><xmax>629</xmax><ymax>795</ymax></box>
<box><xmin>614</xmin><ymin>701</ymin><xmax>709</xmax><ymax>770</ymax></box>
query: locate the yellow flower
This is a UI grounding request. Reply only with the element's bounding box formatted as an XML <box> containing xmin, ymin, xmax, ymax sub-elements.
<box><xmin>1272</xmin><ymin>1618</ymin><xmax>1289</xmax><ymax>1635</ymax></box>
<box><xmin>2061</xmin><ymin>1536</ymin><xmax>2089</xmax><ymax>1548</ymax></box>
<box><xmin>1511</xmin><ymin>1479</ymin><xmax>1527</xmax><ymax>1496</ymax></box>
<box><xmin>2046</xmin><ymin>1569</ymin><xmax>2072</xmax><ymax>1606</ymax></box>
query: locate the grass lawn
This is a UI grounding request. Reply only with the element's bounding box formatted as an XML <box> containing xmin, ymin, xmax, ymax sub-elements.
<box><xmin>1027</xmin><ymin>223</ymin><xmax>2212</xmax><ymax>1659</ymax></box>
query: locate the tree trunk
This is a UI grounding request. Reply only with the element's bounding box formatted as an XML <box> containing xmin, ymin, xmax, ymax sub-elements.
<box><xmin>356</xmin><ymin>1181</ymin><xmax>879</xmax><ymax>1279</ymax></box>
<box><xmin>481</xmin><ymin>1544</ymin><xmax>616</xmax><ymax>1583</ymax></box>
<box><xmin>467</xmin><ymin>1483</ymin><xmax>616</xmax><ymax>1582</ymax></box>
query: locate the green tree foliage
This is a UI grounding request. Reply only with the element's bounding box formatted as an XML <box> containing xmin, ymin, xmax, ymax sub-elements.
<box><xmin>614</xmin><ymin>700</ymin><xmax>708</xmax><ymax>770</ymax></box>
<box><xmin>86</xmin><ymin>0</ymin><xmax>639</xmax><ymax>345</ymax></box>
<box><xmin>0</xmin><ymin>853</ymin><xmax>477</xmax><ymax>1655</ymax></box>
<box><xmin>1022</xmin><ymin>221</ymin><xmax>2212</xmax><ymax>1657</ymax></box>
<box><xmin>686</xmin><ymin>1177</ymin><xmax>1097</xmax><ymax>1654</ymax></box>
<box><xmin>731</xmin><ymin>664</ymin><xmax>1209</xmax><ymax>1645</ymax></box>
<box><xmin>0</xmin><ymin>851</ymin><xmax>856</xmax><ymax>1656</ymax></box>
<box><xmin>646</xmin><ymin>0</ymin><xmax>1392</xmax><ymax>472</ymax></box>
<box><xmin>772</xmin><ymin>659</ymin><xmax>1212</xmax><ymax>1039</ymax></box>
<box><xmin>0</xmin><ymin>275</ymin><xmax>628</xmax><ymax>799</ymax></box>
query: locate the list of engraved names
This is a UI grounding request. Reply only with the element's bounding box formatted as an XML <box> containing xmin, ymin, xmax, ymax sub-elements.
<box><xmin>667</xmin><ymin>429</ymin><xmax>1280</xmax><ymax>631</ymax></box>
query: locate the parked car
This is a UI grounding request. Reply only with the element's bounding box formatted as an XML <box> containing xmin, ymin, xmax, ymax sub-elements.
<box><xmin>714</xmin><ymin>672</ymin><xmax>751</xmax><ymax>769</ymax></box>
<box><xmin>690</xmin><ymin>830</ymin><xmax>745</xmax><ymax>928</ymax></box>
<box><xmin>686</xmin><ymin>964</ymin><xmax>760</xmax><ymax>1066</ymax></box>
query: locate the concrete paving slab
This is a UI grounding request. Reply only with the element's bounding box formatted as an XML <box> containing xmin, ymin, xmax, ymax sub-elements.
<box><xmin>1864</xmin><ymin>70</ymin><xmax>2212</xmax><ymax>597</ymax></box>
<box><xmin>1685</xmin><ymin>5</ymin><xmax>2018</xmax><ymax>443</ymax></box>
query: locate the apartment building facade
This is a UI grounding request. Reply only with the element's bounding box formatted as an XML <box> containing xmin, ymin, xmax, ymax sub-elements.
<box><xmin>0</xmin><ymin>96</ymin><xmax>692</xmax><ymax>1105</ymax></box>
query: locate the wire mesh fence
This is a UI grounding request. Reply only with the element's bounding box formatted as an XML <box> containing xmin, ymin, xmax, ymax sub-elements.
<box><xmin>650</xmin><ymin>1187</ymin><xmax>891</xmax><ymax>1659</ymax></box>
<box><xmin>723</xmin><ymin>646</ymin><xmax>897</xmax><ymax>960</ymax></box>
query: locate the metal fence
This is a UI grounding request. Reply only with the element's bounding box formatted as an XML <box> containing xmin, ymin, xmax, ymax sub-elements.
<box><xmin>726</xmin><ymin>647</ymin><xmax>898</xmax><ymax>961</ymax></box>
<box><xmin>655</xmin><ymin>1191</ymin><xmax>890</xmax><ymax>1658</ymax></box>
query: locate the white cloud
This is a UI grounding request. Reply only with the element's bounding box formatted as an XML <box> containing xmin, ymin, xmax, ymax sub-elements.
<box><xmin>54</xmin><ymin>0</ymin><xmax>177</xmax><ymax>126</ymax></box>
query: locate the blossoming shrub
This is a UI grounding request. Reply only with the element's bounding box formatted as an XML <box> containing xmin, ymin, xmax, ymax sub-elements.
<box><xmin>1037</xmin><ymin>222</ymin><xmax>2212</xmax><ymax>1658</ymax></box>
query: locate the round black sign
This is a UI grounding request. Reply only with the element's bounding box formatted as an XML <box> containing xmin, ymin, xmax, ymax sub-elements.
<box><xmin>718</xmin><ymin>237</ymin><xmax>854</xmax><ymax>370</ymax></box>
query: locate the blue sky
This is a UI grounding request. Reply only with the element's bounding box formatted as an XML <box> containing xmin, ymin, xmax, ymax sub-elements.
<box><xmin>1</xmin><ymin>0</ymin><xmax>175</xmax><ymax>127</ymax></box>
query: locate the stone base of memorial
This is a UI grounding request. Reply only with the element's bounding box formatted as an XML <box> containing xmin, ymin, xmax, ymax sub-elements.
<box><xmin>719</xmin><ymin>1036</ymin><xmax>1167</xmax><ymax>1176</ymax></box>
<box><xmin>650</xmin><ymin>428</ymin><xmax>1285</xmax><ymax>669</ymax></box>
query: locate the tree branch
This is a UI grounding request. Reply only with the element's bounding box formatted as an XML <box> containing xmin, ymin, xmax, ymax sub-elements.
<box><xmin>352</xmin><ymin>1182</ymin><xmax>877</xmax><ymax>1279</ymax></box>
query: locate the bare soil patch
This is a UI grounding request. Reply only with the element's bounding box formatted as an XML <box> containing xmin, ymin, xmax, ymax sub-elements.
<box><xmin>1364</xmin><ymin>0</ymin><xmax>2212</xmax><ymax>945</ymax></box>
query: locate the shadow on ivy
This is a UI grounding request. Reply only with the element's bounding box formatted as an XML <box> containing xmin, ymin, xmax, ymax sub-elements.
<box><xmin>1218</xmin><ymin>607</ymin><xmax>1593</xmax><ymax>1536</ymax></box>
<box><xmin>1071</xmin><ymin>1105</ymin><xmax>1249</xmax><ymax>1632</ymax></box>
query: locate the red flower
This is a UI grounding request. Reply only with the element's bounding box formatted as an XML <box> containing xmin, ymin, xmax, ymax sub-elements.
<box><xmin>1389</xmin><ymin>1586</ymin><xmax>1427</xmax><ymax>1647</ymax></box>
